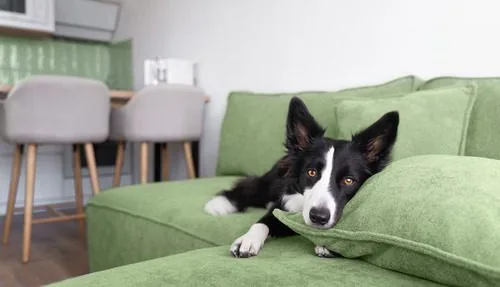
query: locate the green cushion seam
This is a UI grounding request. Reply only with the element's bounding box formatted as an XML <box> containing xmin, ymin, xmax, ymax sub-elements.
<box><xmin>220</xmin><ymin>75</ymin><xmax>418</xmax><ymax>98</ymax></box>
<box><xmin>278</xmin><ymin>214</ymin><xmax>500</xmax><ymax>278</ymax></box>
<box><xmin>87</xmin><ymin>203</ymin><xmax>220</xmax><ymax>247</ymax></box>
<box><xmin>411</xmin><ymin>76</ymin><xmax>423</xmax><ymax>90</ymax></box>
<box><xmin>418</xmin><ymin>76</ymin><xmax>500</xmax><ymax>90</ymax></box>
<box><xmin>458</xmin><ymin>84</ymin><xmax>478</xmax><ymax>155</ymax></box>
<box><xmin>333</xmin><ymin>75</ymin><xmax>417</xmax><ymax>94</ymax></box>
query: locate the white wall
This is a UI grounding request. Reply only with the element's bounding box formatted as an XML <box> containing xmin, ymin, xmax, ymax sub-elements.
<box><xmin>114</xmin><ymin>0</ymin><xmax>500</xmax><ymax>178</ymax></box>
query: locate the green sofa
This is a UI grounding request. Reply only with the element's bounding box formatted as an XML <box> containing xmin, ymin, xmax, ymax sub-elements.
<box><xmin>49</xmin><ymin>75</ymin><xmax>500</xmax><ymax>286</ymax></box>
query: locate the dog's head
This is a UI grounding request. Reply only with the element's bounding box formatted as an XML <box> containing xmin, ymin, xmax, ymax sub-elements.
<box><xmin>284</xmin><ymin>97</ymin><xmax>399</xmax><ymax>229</ymax></box>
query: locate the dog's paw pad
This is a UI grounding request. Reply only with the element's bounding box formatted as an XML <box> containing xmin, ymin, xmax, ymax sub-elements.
<box><xmin>204</xmin><ymin>196</ymin><xmax>237</xmax><ymax>216</ymax></box>
<box><xmin>314</xmin><ymin>245</ymin><xmax>337</xmax><ymax>258</ymax></box>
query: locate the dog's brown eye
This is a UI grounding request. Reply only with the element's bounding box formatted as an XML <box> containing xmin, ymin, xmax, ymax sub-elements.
<box><xmin>307</xmin><ymin>169</ymin><xmax>317</xmax><ymax>177</ymax></box>
<box><xmin>343</xmin><ymin>177</ymin><xmax>354</xmax><ymax>185</ymax></box>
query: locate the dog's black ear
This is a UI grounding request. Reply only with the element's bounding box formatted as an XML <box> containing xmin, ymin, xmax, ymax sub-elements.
<box><xmin>285</xmin><ymin>97</ymin><xmax>325</xmax><ymax>151</ymax></box>
<box><xmin>351</xmin><ymin>111</ymin><xmax>399</xmax><ymax>164</ymax></box>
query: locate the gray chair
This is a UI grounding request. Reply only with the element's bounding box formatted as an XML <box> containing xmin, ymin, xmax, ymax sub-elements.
<box><xmin>0</xmin><ymin>75</ymin><xmax>110</xmax><ymax>263</ymax></box>
<box><xmin>110</xmin><ymin>84</ymin><xmax>205</xmax><ymax>185</ymax></box>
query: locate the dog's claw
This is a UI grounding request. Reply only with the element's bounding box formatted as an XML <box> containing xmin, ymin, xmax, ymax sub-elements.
<box><xmin>230</xmin><ymin>243</ymin><xmax>249</xmax><ymax>258</ymax></box>
<box><xmin>230</xmin><ymin>248</ymin><xmax>238</xmax><ymax>257</ymax></box>
<box><xmin>230</xmin><ymin>243</ymin><xmax>255</xmax><ymax>258</ymax></box>
<box><xmin>230</xmin><ymin>238</ymin><xmax>260</xmax><ymax>258</ymax></box>
<box><xmin>238</xmin><ymin>252</ymin><xmax>250</xmax><ymax>258</ymax></box>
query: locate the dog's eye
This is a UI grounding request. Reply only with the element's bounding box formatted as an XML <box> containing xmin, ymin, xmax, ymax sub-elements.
<box><xmin>342</xmin><ymin>177</ymin><xmax>355</xmax><ymax>185</ymax></box>
<box><xmin>307</xmin><ymin>169</ymin><xmax>317</xmax><ymax>177</ymax></box>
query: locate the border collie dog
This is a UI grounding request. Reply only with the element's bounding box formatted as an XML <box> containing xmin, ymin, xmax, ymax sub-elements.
<box><xmin>204</xmin><ymin>97</ymin><xmax>399</xmax><ymax>258</ymax></box>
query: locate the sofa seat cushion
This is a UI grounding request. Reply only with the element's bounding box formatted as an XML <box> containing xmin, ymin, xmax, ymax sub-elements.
<box><xmin>49</xmin><ymin>237</ymin><xmax>444</xmax><ymax>287</ymax></box>
<box><xmin>86</xmin><ymin>176</ymin><xmax>265</xmax><ymax>272</ymax></box>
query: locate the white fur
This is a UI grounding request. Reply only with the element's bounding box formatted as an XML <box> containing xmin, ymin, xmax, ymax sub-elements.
<box><xmin>204</xmin><ymin>195</ymin><xmax>237</xmax><ymax>216</ymax></box>
<box><xmin>314</xmin><ymin>245</ymin><xmax>335</xmax><ymax>258</ymax></box>
<box><xmin>282</xmin><ymin>193</ymin><xmax>304</xmax><ymax>212</ymax></box>
<box><xmin>302</xmin><ymin>147</ymin><xmax>337</xmax><ymax>228</ymax></box>
<box><xmin>230</xmin><ymin>223</ymin><xmax>269</xmax><ymax>257</ymax></box>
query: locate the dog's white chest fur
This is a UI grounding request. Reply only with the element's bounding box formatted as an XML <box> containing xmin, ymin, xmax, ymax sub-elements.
<box><xmin>282</xmin><ymin>193</ymin><xmax>304</xmax><ymax>212</ymax></box>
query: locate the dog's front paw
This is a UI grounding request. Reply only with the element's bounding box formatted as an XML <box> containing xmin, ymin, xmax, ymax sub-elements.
<box><xmin>230</xmin><ymin>236</ymin><xmax>262</xmax><ymax>258</ymax></box>
<box><xmin>314</xmin><ymin>245</ymin><xmax>337</xmax><ymax>258</ymax></box>
<box><xmin>229</xmin><ymin>224</ymin><xmax>269</xmax><ymax>258</ymax></box>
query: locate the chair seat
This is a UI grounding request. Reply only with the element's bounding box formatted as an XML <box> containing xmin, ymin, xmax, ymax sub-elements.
<box><xmin>85</xmin><ymin>176</ymin><xmax>265</xmax><ymax>271</ymax></box>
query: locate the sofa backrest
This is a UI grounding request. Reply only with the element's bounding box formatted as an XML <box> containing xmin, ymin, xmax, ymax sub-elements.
<box><xmin>418</xmin><ymin>77</ymin><xmax>500</xmax><ymax>160</ymax></box>
<box><xmin>216</xmin><ymin>75</ymin><xmax>422</xmax><ymax>177</ymax></box>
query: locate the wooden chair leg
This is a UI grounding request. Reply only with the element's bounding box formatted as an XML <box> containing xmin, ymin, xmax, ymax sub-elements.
<box><xmin>22</xmin><ymin>144</ymin><xmax>37</xmax><ymax>263</ymax></box>
<box><xmin>2</xmin><ymin>144</ymin><xmax>23</xmax><ymax>245</ymax></box>
<box><xmin>183</xmin><ymin>142</ymin><xmax>196</xmax><ymax>179</ymax></box>
<box><xmin>113</xmin><ymin>141</ymin><xmax>126</xmax><ymax>187</ymax></box>
<box><xmin>161</xmin><ymin>143</ymin><xmax>169</xmax><ymax>181</ymax></box>
<box><xmin>72</xmin><ymin>144</ymin><xmax>85</xmax><ymax>237</ymax></box>
<box><xmin>139</xmin><ymin>142</ymin><xmax>148</xmax><ymax>184</ymax></box>
<box><xmin>84</xmin><ymin>143</ymin><xmax>101</xmax><ymax>195</ymax></box>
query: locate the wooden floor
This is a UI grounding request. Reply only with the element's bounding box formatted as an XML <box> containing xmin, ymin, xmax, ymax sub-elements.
<box><xmin>0</xmin><ymin>210</ymin><xmax>88</xmax><ymax>287</ymax></box>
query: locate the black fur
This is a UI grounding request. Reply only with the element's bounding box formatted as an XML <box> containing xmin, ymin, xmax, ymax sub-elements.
<box><xmin>208</xmin><ymin>96</ymin><xmax>399</xmax><ymax>258</ymax></box>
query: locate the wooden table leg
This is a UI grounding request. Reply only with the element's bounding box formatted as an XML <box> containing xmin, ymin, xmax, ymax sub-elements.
<box><xmin>140</xmin><ymin>142</ymin><xmax>148</xmax><ymax>184</ymax></box>
<box><xmin>72</xmin><ymin>144</ymin><xmax>85</xmax><ymax>238</ymax></box>
<box><xmin>113</xmin><ymin>141</ymin><xmax>126</xmax><ymax>187</ymax></box>
<box><xmin>84</xmin><ymin>143</ymin><xmax>101</xmax><ymax>195</ymax></box>
<box><xmin>153</xmin><ymin>141</ymin><xmax>200</xmax><ymax>181</ymax></box>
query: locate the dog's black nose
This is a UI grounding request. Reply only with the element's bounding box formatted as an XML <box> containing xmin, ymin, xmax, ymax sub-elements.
<box><xmin>309</xmin><ymin>207</ymin><xmax>330</xmax><ymax>225</ymax></box>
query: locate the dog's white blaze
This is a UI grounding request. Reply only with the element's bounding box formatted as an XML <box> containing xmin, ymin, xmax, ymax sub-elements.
<box><xmin>230</xmin><ymin>223</ymin><xmax>269</xmax><ymax>256</ymax></box>
<box><xmin>302</xmin><ymin>147</ymin><xmax>337</xmax><ymax>227</ymax></box>
<box><xmin>282</xmin><ymin>193</ymin><xmax>304</xmax><ymax>212</ymax></box>
<box><xmin>204</xmin><ymin>195</ymin><xmax>237</xmax><ymax>216</ymax></box>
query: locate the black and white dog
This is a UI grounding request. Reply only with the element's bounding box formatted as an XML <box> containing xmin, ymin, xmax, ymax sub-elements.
<box><xmin>204</xmin><ymin>97</ymin><xmax>399</xmax><ymax>258</ymax></box>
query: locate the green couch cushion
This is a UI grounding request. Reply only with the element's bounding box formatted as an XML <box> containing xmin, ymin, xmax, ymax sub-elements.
<box><xmin>419</xmin><ymin>77</ymin><xmax>500</xmax><ymax>160</ymax></box>
<box><xmin>216</xmin><ymin>75</ymin><xmax>422</xmax><ymax>177</ymax></box>
<box><xmin>49</xmin><ymin>237</ymin><xmax>445</xmax><ymax>287</ymax></box>
<box><xmin>86</xmin><ymin>177</ymin><xmax>266</xmax><ymax>272</ymax></box>
<box><xmin>334</xmin><ymin>84</ymin><xmax>477</xmax><ymax>161</ymax></box>
<box><xmin>274</xmin><ymin>155</ymin><xmax>500</xmax><ymax>287</ymax></box>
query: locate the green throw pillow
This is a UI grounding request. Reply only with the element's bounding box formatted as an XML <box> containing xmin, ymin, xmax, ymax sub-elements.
<box><xmin>419</xmin><ymin>76</ymin><xmax>500</xmax><ymax>161</ymax></box>
<box><xmin>334</xmin><ymin>84</ymin><xmax>477</xmax><ymax>161</ymax></box>
<box><xmin>216</xmin><ymin>75</ymin><xmax>422</xmax><ymax>177</ymax></box>
<box><xmin>274</xmin><ymin>155</ymin><xmax>500</xmax><ymax>287</ymax></box>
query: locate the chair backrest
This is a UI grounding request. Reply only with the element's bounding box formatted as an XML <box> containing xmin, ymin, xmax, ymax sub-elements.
<box><xmin>122</xmin><ymin>84</ymin><xmax>206</xmax><ymax>142</ymax></box>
